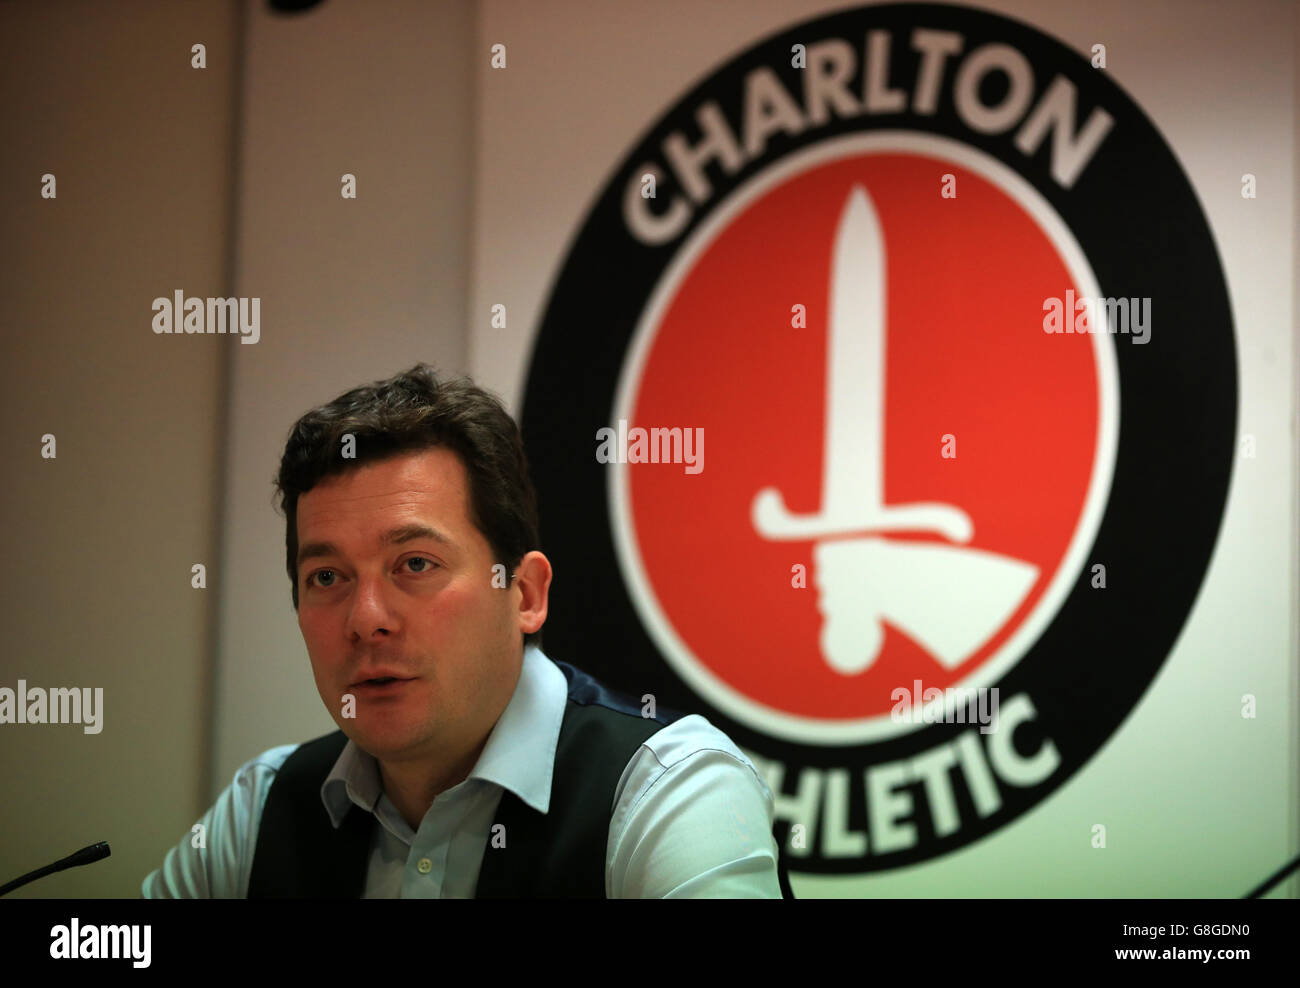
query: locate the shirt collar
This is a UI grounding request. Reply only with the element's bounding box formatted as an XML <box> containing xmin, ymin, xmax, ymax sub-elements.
<box><xmin>320</xmin><ymin>644</ymin><xmax>567</xmax><ymax>828</ymax></box>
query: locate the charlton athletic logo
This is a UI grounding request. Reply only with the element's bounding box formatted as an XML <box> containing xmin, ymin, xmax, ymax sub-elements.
<box><xmin>522</xmin><ymin>2</ymin><xmax>1235</xmax><ymax>875</ymax></box>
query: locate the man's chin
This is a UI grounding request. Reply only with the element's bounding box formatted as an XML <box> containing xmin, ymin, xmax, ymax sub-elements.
<box><xmin>340</xmin><ymin>720</ymin><xmax>433</xmax><ymax>760</ymax></box>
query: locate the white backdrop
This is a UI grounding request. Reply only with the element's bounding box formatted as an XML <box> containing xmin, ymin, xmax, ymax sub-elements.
<box><xmin>468</xmin><ymin>0</ymin><xmax>1298</xmax><ymax>897</ymax></box>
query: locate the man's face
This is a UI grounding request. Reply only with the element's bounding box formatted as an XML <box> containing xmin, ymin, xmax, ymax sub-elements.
<box><xmin>294</xmin><ymin>448</ymin><xmax>524</xmax><ymax>765</ymax></box>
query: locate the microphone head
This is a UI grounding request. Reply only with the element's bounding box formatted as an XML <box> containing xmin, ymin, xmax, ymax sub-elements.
<box><xmin>73</xmin><ymin>841</ymin><xmax>111</xmax><ymax>865</ymax></box>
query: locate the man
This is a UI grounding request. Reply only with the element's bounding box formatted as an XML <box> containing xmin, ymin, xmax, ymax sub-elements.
<box><xmin>142</xmin><ymin>364</ymin><xmax>788</xmax><ymax>898</ymax></box>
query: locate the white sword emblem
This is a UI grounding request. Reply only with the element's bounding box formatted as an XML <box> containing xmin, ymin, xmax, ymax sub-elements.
<box><xmin>752</xmin><ymin>185</ymin><xmax>1038</xmax><ymax>675</ymax></box>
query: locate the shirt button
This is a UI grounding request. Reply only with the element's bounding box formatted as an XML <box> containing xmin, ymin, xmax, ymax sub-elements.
<box><xmin>417</xmin><ymin>858</ymin><xmax>432</xmax><ymax>875</ymax></box>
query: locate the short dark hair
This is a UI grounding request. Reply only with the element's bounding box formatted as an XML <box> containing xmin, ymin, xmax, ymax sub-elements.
<box><xmin>274</xmin><ymin>364</ymin><xmax>542</xmax><ymax>646</ymax></box>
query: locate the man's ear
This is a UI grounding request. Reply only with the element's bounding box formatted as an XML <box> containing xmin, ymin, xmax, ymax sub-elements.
<box><xmin>513</xmin><ymin>550</ymin><xmax>552</xmax><ymax>635</ymax></box>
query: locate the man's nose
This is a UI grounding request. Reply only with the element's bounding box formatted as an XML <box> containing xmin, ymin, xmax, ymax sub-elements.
<box><xmin>346</xmin><ymin>572</ymin><xmax>400</xmax><ymax>639</ymax></box>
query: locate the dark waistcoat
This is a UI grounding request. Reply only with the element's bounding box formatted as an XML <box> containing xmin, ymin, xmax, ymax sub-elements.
<box><xmin>246</xmin><ymin>659</ymin><xmax>793</xmax><ymax>898</ymax></box>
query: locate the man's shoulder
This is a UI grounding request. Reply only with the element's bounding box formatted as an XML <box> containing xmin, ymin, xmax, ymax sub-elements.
<box><xmin>245</xmin><ymin>741</ymin><xmax>305</xmax><ymax>772</ymax></box>
<box><xmin>636</xmin><ymin>714</ymin><xmax>769</xmax><ymax>796</ymax></box>
<box><xmin>546</xmin><ymin>655</ymin><xmax>759</xmax><ymax>785</ymax></box>
<box><xmin>227</xmin><ymin>733</ymin><xmax>338</xmax><ymax>793</ymax></box>
<box><xmin>221</xmin><ymin>741</ymin><xmax>298</xmax><ymax>786</ymax></box>
<box><xmin>550</xmin><ymin>657</ymin><xmax>685</xmax><ymax>726</ymax></box>
<box><xmin>547</xmin><ymin>657</ymin><xmax>757</xmax><ymax>775</ymax></box>
<box><xmin>140</xmin><ymin>737</ymin><xmax>322</xmax><ymax>899</ymax></box>
<box><xmin>552</xmin><ymin>659</ymin><xmax>654</xmax><ymax>714</ymax></box>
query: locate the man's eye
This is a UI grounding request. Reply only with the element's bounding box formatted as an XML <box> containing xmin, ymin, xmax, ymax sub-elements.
<box><xmin>403</xmin><ymin>557</ymin><xmax>438</xmax><ymax>574</ymax></box>
<box><xmin>307</xmin><ymin>569</ymin><xmax>338</xmax><ymax>588</ymax></box>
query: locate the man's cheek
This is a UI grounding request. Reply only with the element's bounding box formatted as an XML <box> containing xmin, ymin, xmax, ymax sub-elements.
<box><xmin>298</xmin><ymin>606</ymin><xmax>324</xmax><ymax>641</ymax></box>
<box><xmin>429</xmin><ymin>584</ymin><xmax>481</xmax><ymax>624</ymax></box>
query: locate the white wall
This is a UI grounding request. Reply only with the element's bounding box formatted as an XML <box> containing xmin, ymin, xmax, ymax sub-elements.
<box><xmin>0</xmin><ymin>0</ymin><xmax>236</xmax><ymax>896</ymax></box>
<box><xmin>211</xmin><ymin>0</ymin><xmax>475</xmax><ymax>793</ymax></box>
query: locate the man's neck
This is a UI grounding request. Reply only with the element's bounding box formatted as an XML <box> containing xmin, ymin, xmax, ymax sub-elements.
<box><xmin>379</xmin><ymin>737</ymin><xmax>488</xmax><ymax>831</ymax></box>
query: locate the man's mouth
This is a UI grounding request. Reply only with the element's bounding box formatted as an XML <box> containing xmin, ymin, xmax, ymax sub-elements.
<box><xmin>350</xmin><ymin>675</ymin><xmax>415</xmax><ymax>689</ymax></box>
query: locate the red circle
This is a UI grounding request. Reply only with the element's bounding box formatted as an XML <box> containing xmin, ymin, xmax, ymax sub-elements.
<box><xmin>626</xmin><ymin>152</ymin><xmax>1098</xmax><ymax>720</ymax></box>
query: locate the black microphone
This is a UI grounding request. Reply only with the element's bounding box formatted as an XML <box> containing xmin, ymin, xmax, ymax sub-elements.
<box><xmin>0</xmin><ymin>841</ymin><xmax>111</xmax><ymax>896</ymax></box>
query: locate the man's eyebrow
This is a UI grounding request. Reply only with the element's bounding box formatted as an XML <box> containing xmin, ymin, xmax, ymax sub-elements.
<box><xmin>296</xmin><ymin>524</ymin><xmax>455</xmax><ymax>569</ymax></box>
